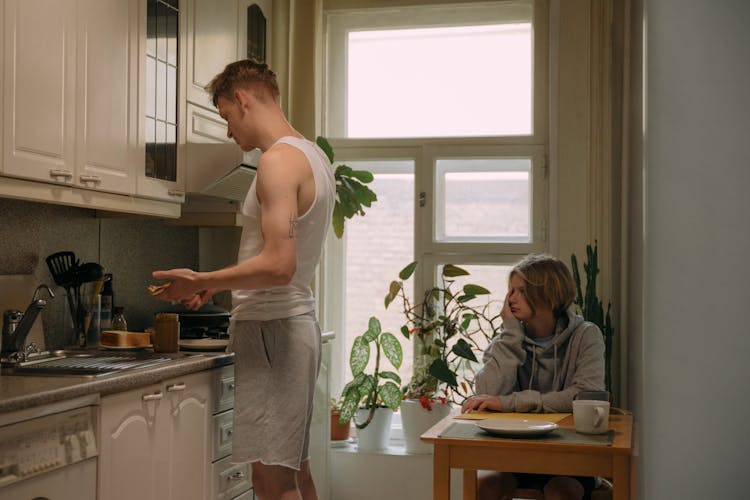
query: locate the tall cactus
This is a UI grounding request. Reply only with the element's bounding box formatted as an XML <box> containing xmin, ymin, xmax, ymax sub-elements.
<box><xmin>571</xmin><ymin>241</ymin><xmax>614</xmax><ymax>392</ymax></box>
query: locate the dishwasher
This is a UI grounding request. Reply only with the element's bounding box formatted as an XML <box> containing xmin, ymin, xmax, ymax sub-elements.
<box><xmin>0</xmin><ymin>401</ymin><xmax>98</xmax><ymax>500</ymax></box>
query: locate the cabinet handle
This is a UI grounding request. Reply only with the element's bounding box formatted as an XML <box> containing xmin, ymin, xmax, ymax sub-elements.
<box><xmin>79</xmin><ymin>174</ymin><xmax>102</xmax><ymax>186</ymax></box>
<box><xmin>142</xmin><ymin>391</ymin><xmax>163</xmax><ymax>401</ymax></box>
<box><xmin>227</xmin><ymin>470</ymin><xmax>246</xmax><ymax>481</ymax></box>
<box><xmin>49</xmin><ymin>169</ymin><xmax>73</xmax><ymax>181</ymax></box>
<box><xmin>167</xmin><ymin>189</ymin><xmax>184</xmax><ymax>197</ymax></box>
<box><xmin>166</xmin><ymin>383</ymin><xmax>186</xmax><ymax>392</ymax></box>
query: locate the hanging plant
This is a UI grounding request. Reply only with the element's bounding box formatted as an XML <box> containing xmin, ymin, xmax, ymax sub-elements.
<box><xmin>316</xmin><ymin>136</ymin><xmax>377</xmax><ymax>238</ymax></box>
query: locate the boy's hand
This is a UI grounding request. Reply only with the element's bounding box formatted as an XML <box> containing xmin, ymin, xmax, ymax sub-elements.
<box><xmin>461</xmin><ymin>394</ymin><xmax>502</xmax><ymax>413</ymax></box>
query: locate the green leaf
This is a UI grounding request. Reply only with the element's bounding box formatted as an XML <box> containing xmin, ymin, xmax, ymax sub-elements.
<box><xmin>348</xmin><ymin>169</ymin><xmax>374</xmax><ymax>183</ymax></box>
<box><xmin>315</xmin><ymin>136</ymin><xmax>334</xmax><ymax>163</ymax></box>
<box><xmin>378</xmin><ymin>382</ymin><xmax>402</xmax><ymax>410</ymax></box>
<box><xmin>380</xmin><ymin>331</ymin><xmax>403</xmax><ymax>369</ymax></box>
<box><xmin>460</xmin><ymin>314</ymin><xmax>474</xmax><ymax>331</ymax></box>
<box><xmin>399</xmin><ymin>261</ymin><xmax>419</xmax><ymax>280</ymax></box>
<box><xmin>443</xmin><ymin>264</ymin><xmax>470</xmax><ymax>278</ymax></box>
<box><xmin>359</xmin><ymin>374</ymin><xmax>376</xmax><ymax>402</ymax></box>
<box><xmin>339</xmin><ymin>388</ymin><xmax>360</xmax><ymax>422</ymax></box>
<box><xmin>379</xmin><ymin>370</ymin><xmax>402</xmax><ymax>386</ymax></box>
<box><xmin>368</xmin><ymin>317</ymin><xmax>381</xmax><ymax>337</ymax></box>
<box><xmin>463</xmin><ymin>284</ymin><xmax>490</xmax><ymax>295</ymax></box>
<box><xmin>400</xmin><ymin>325</ymin><xmax>410</xmax><ymax>339</ymax></box>
<box><xmin>457</xmin><ymin>294</ymin><xmax>476</xmax><ymax>303</ymax></box>
<box><xmin>429</xmin><ymin>358</ymin><xmax>458</xmax><ymax>388</ymax></box>
<box><xmin>385</xmin><ymin>281</ymin><xmax>402</xmax><ymax>309</ymax></box>
<box><xmin>451</xmin><ymin>338</ymin><xmax>478</xmax><ymax>362</ymax></box>
<box><xmin>332</xmin><ymin>203</ymin><xmax>344</xmax><ymax>238</ymax></box>
<box><xmin>335</xmin><ymin>164</ymin><xmax>353</xmax><ymax>177</ymax></box>
<box><xmin>350</xmin><ymin>335</ymin><xmax>370</xmax><ymax>375</ymax></box>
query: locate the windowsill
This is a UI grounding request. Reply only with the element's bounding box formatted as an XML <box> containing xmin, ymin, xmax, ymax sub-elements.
<box><xmin>330</xmin><ymin>437</ymin><xmax>428</xmax><ymax>457</ymax></box>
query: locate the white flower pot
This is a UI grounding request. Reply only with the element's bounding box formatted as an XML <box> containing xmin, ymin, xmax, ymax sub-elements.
<box><xmin>355</xmin><ymin>407</ymin><xmax>393</xmax><ymax>451</ymax></box>
<box><xmin>400</xmin><ymin>399</ymin><xmax>452</xmax><ymax>454</ymax></box>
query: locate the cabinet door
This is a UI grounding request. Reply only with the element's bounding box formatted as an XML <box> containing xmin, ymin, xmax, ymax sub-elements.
<box><xmin>75</xmin><ymin>0</ymin><xmax>138</xmax><ymax>194</ymax></box>
<box><xmin>164</xmin><ymin>371</ymin><xmax>211</xmax><ymax>500</ymax></box>
<box><xmin>2</xmin><ymin>0</ymin><xmax>77</xmax><ymax>184</ymax></box>
<box><xmin>99</xmin><ymin>383</ymin><xmax>167</xmax><ymax>500</ymax></box>
<box><xmin>186</xmin><ymin>0</ymin><xmax>239</xmax><ymax>110</ymax></box>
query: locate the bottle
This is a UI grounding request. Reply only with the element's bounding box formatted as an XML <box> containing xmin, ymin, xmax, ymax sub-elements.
<box><xmin>100</xmin><ymin>274</ymin><xmax>113</xmax><ymax>330</ymax></box>
<box><xmin>112</xmin><ymin>306</ymin><xmax>128</xmax><ymax>331</ymax></box>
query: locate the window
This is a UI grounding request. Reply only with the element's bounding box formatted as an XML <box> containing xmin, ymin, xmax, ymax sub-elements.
<box><xmin>323</xmin><ymin>0</ymin><xmax>549</xmax><ymax>397</ymax></box>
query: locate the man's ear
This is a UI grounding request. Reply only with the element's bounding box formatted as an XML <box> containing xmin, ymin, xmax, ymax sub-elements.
<box><xmin>234</xmin><ymin>88</ymin><xmax>251</xmax><ymax>111</ymax></box>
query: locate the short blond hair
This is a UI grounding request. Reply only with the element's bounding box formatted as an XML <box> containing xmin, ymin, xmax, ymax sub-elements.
<box><xmin>510</xmin><ymin>254</ymin><xmax>576</xmax><ymax>317</ymax></box>
<box><xmin>206</xmin><ymin>59</ymin><xmax>280</xmax><ymax>107</ymax></box>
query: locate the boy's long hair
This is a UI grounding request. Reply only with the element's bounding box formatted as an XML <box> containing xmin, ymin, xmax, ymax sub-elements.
<box><xmin>510</xmin><ymin>254</ymin><xmax>576</xmax><ymax>318</ymax></box>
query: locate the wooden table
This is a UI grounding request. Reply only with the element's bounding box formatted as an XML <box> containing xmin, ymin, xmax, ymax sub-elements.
<box><xmin>421</xmin><ymin>413</ymin><xmax>634</xmax><ymax>500</ymax></box>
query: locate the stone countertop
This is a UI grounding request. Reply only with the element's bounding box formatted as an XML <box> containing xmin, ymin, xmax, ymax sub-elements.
<box><xmin>0</xmin><ymin>351</ymin><xmax>234</xmax><ymax>415</ymax></box>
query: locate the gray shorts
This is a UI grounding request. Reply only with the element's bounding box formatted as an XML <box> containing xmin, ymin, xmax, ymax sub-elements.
<box><xmin>227</xmin><ymin>311</ymin><xmax>321</xmax><ymax>470</ymax></box>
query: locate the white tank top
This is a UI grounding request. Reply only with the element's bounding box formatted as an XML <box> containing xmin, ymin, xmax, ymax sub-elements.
<box><xmin>230</xmin><ymin>136</ymin><xmax>335</xmax><ymax>321</ymax></box>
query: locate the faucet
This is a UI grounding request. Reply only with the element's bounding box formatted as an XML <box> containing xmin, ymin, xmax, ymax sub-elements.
<box><xmin>1</xmin><ymin>284</ymin><xmax>55</xmax><ymax>357</ymax></box>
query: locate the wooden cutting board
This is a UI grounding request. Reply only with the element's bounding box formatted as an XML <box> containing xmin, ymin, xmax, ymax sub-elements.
<box><xmin>0</xmin><ymin>275</ymin><xmax>46</xmax><ymax>350</ymax></box>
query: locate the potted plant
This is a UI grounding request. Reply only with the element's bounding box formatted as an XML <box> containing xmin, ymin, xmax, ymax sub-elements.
<box><xmin>571</xmin><ymin>241</ymin><xmax>615</xmax><ymax>394</ymax></box>
<box><xmin>338</xmin><ymin>316</ymin><xmax>403</xmax><ymax>451</ymax></box>
<box><xmin>329</xmin><ymin>397</ymin><xmax>351</xmax><ymax>442</ymax></box>
<box><xmin>316</xmin><ymin>136</ymin><xmax>377</xmax><ymax>238</ymax></box>
<box><xmin>384</xmin><ymin>261</ymin><xmax>499</xmax><ymax>453</ymax></box>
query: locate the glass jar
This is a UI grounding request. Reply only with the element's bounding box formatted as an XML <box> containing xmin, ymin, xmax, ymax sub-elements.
<box><xmin>111</xmin><ymin>306</ymin><xmax>128</xmax><ymax>331</ymax></box>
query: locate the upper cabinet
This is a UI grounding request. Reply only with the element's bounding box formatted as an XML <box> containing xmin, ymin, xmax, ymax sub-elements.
<box><xmin>136</xmin><ymin>0</ymin><xmax>187</xmax><ymax>203</ymax></box>
<box><xmin>2</xmin><ymin>0</ymin><xmax>78</xmax><ymax>185</ymax></box>
<box><xmin>2</xmin><ymin>0</ymin><xmax>138</xmax><ymax>195</ymax></box>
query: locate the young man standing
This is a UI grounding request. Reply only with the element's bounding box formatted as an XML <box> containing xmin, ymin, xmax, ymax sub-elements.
<box><xmin>152</xmin><ymin>59</ymin><xmax>335</xmax><ymax>500</ymax></box>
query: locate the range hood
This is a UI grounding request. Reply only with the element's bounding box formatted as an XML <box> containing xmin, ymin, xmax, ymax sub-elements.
<box><xmin>178</xmin><ymin>144</ymin><xmax>260</xmax><ymax>226</ymax></box>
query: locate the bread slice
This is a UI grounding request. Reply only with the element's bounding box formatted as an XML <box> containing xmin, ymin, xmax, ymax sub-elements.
<box><xmin>100</xmin><ymin>330</ymin><xmax>151</xmax><ymax>347</ymax></box>
<box><xmin>147</xmin><ymin>283</ymin><xmax>170</xmax><ymax>296</ymax></box>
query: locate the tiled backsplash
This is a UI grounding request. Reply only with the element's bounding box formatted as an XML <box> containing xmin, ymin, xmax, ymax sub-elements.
<box><xmin>0</xmin><ymin>198</ymin><xmax>199</xmax><ymax>349</ymax></box>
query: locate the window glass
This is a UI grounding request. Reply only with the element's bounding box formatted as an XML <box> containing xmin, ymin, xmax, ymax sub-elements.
<box><xmin>435</xmin><ymin>158</ymin><xmax>532</xmax><ymax>242</ymax></box>
<box><xmin>347</xmin><ymin>24</ymin><xmax>532</xmax><ymax>138</ymax></box>
<box><xmin>343</xmin><ymin>161</ymin><xmax>415</xmax><ymax>381</ymax></box>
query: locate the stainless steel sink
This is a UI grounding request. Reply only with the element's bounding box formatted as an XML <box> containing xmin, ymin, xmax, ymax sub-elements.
<box><xmin>1</xmin><ymin>349</ymin><xmax>201</xmax><ymax>378</ymax></box>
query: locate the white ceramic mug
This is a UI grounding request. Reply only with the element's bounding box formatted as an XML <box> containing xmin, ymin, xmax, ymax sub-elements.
<box><xmin>572</xmin><ymin>399</ymin><xmax>610</xmax><ymax>434</ymax></box>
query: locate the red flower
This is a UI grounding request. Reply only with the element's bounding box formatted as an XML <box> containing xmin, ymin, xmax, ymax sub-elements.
<box><xmin>419</xmin><ymin>395</ymin><xmax>433</xmax><ymax>411</ymax></box>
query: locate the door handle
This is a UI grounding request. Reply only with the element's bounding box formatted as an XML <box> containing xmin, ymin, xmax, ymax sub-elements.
<box><xmin>49</xmin><ymin>169</ymin><xmax>73</xmax><ymax>181</ymax></box>
<box><xmin>142</xmin><ymin>391</ymin><xmax>163</xmax><ymax>401</ymax></box>
<box><xmin>166</xmin><ymin>382</ymin><xmax>186</xmax><ymax>392</ymax></box>
<box><xmin>79</xmin><ymin>174</ymin><xmax>102</xmax><ymax>186</ymax></box>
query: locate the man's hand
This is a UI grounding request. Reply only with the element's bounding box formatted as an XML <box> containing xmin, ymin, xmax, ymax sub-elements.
<box><xmin>461</xmin><ymin>394</ymin><xmax>502</xmax><ymax>413</ymax></box>
<box><xmin>151</xmin><ymin>268</ymin><xmax>201</xmax><ymax>302</ymax></box>
<box><xmin>180</xmin><ymin>289</ymin><xmax>217</xmax><ymax>311</ymax></box>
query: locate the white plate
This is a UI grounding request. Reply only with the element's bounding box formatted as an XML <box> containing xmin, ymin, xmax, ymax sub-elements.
<box><xmin>179</xmin><ymin>339</ymin><xmax>229</xmax><ymax>351</ymax></box>
<box><xmin>99</xmin><ymin>344</ymin><xmax>152</xmax><ymax>351</ymax></box>
<box><xmin>476</xmin><ymin>418</ymin><xmax>559</xmax><ymax>437</ymax></box>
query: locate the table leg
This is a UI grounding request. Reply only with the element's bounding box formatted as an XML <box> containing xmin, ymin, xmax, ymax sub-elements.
<box><xmin>462</xmin><ymin>469</ymin><xmax>477</xmax><ymax>500</ymax></box>
<box><xmin>612</xmin><ymin>454</ymin><xmax>631</xmax><ymax>500</ymax></box>
<box><xmin>433</xmin><ymin>444</ymin><xmax>450</xmax><ymax>500</ymax></box>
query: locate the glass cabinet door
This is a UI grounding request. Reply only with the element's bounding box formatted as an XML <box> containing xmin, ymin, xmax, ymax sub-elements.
<box><xmin>146</xmin><ymin>0</ymin><xmax>179</xmax><ymax>183</ymax></box>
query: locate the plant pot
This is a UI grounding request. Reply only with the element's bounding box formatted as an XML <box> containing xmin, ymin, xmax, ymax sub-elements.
<box><xmin>355</xmin><ymin>407</ymin><xmax>393</xmax><ymax>451</ymax></box>
<box><xmin>400</xmin><ymin>399</ymin><xmax>452</xmax><ymax>454</ymax></box>
<box><xmin>330</xmin><ymin>410</ymin><xmax>351</xmax><ymax>441</ymax></box>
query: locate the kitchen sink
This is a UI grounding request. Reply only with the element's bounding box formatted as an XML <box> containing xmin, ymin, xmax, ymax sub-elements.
<box><xmin>1</xmin><ymin>349</ymin><xmax>202</xmax><ymax>378</ymax></box>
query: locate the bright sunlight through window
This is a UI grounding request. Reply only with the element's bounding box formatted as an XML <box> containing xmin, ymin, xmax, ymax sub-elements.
<box><xmin>347</xmin><ymin>24</ymin><xmax>532</xmax><ymax>138</ymax></box>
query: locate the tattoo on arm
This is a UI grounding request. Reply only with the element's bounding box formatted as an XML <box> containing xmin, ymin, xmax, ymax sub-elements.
<box><xmin>288</xmin><ymin>215</ymin><xmax>298</xmax><ymax>239</ymax></box>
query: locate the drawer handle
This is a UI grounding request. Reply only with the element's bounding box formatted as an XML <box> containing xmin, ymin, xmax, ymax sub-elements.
<box><xmin>49</xmin><ymin>169</ymin><xmax>73</xmax><ymax>181</ymax></box>
<box><xmin>142</xmin><ymin>391</ymin><xmax>163</xmax><ymax>401</ymax></box>
<box><xmin>168</xmin><ymin>189</ymin><xmax>184</xmax><ymax>197</ymax></box>
<box><xmin>228</xmin><ymin>382</ymin><xmax>235</xmax><ymax>391</ymax></box>
<box><xmin>79</xmin><ymin>174</ymin><xmax>102</xmax><ymax>186</ymax></box>
<box><xmin>167</xmin><ymin>383</ymin><xmax>187</xmax><ymax>392</ymax></box>
<box><xmin>227</xmin><ymin>470</ymin><xmax>245</xmax><ymax>481</ymax></box>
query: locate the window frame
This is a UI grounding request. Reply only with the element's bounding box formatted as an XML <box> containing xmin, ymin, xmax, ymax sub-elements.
<box><xmin>321</xmin><ymin>0</ymin><xmax>550</xmax><ymax>398</ymax></box>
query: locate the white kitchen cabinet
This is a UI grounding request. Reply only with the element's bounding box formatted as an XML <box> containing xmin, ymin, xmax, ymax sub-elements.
<box><xmin>99</xmin><ymin>370</ymin><xmax>211</xmax><ymax>500</ymax></box>
<box><xmin>2</xmin><ymin>0</ymin><xmax>77</xmax><ymax>184</ymax></box>
<box><xmin>2</xmin><ymin>0</ymin><xmax>138</xmax><ymax>195</ymax></box>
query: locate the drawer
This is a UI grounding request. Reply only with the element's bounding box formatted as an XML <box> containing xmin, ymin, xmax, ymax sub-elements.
<box><xmin>213</xmin><ymin>364</ymin><xmax>235</xmax><ymax>413</ymax></box>
<box><xmin>213</xmin><ymin>409</ymin><xmax>233</xmax><ymax>461</ymax></box>
<box><xmin>211</xmin><ymin>455</ymin><xmax>252</xmax><ymax>500</ymax></box>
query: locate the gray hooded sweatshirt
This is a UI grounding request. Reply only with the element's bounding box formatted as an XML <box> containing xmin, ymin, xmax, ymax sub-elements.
<box><xmin>475</xmin><ymin>309</ymin><xmax>605</xmax><ymax>413</ymax></box>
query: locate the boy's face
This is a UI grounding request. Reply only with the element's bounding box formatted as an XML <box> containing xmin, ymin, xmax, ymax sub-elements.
<box><xmin>507</xmin><ymin>274</ymin><xmax>535</xmax><ymax>321</ymax></box>
<box><xmin>217</xmin><ymin>92</ymin><xmax>255</xmax><ymax>152</ymax></box>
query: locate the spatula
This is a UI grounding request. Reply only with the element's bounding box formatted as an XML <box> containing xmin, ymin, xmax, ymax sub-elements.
<box><xmin>45</xmin><ymin>251</ymin><xmax>79</xmax><ymax>334</ymax></box>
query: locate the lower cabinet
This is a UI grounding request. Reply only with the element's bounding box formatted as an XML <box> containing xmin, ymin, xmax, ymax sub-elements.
<box><xmin>98</xmin><ymin>364</ymin><xmax>252</xmax><ymax>500</ymax></box>
<box><xmin>99</xmin><ymin>370</ymin><xmax>212</xmax><ymax>500</ymax></box>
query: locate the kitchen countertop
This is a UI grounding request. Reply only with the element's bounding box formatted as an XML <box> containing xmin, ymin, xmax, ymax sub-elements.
<box><xmin>0</xmin><ymin>350</ymin><xmax>234</xmax><ymax>416</ymax></box>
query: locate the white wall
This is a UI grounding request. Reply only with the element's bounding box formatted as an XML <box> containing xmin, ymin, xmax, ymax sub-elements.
<box><xmin>639</xmin><ymin>1</ymin><xmax>750</xmax><ymax>498</ymax></box>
